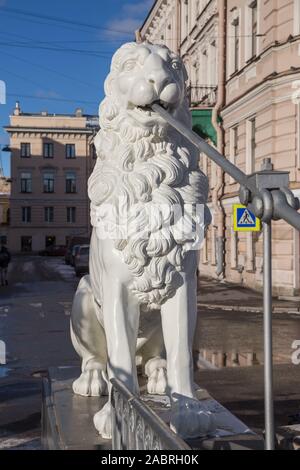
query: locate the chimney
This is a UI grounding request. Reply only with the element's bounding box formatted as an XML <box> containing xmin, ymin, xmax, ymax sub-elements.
<box><xmin>14</xmin><ymin>101</ymin><xmax>21</xmax><ymax>116</ymax></box>
<box><xmin>75</xmin><ymin>108</ymin><xmax>83</xmax><ymax>117</ymax></box>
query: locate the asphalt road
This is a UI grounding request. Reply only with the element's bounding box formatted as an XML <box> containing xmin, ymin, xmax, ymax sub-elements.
<box><xmin>0</xmin><ymin>256</ymin><xmax>78</xmax><ymax>450</ymax></box>
<box><xmin>0</xmin><ymin>256</ymin><xmax>299</xmax><ymax>449</ymax></box>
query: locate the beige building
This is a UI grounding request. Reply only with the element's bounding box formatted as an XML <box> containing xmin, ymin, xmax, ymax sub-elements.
<box><xmin>4</xmin><ymin>103</ymin><xmax>98</xmax><ymax>253</ymax></box>
<box><xmin>140</xmin><ymin>0</ymin><xmax>219</xmax><ymax>111</ymax></box>
<box><xmin>140</xmin><ymin>0</ymin><xmax>300</xmax><ymax>296</ymax></box>
<box><xmin>214</xmin><ymin>0</ymin><xmax>300</xmax><ymax>296</ymax></box>
<box><xmin>0</xmin><ymin>176</ymin><xmax>10</xmax><ymax>246</ymax></box>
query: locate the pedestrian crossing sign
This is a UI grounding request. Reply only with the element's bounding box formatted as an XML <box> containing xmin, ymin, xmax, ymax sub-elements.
<box><xmin>233</xmin><ymin>204</ymin><xmax>261</xmax><ymax>232</ymax></box>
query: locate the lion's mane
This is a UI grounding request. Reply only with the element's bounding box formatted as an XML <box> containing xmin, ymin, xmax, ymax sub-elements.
<box><xmin>88</xmin><ymin>44</ymin><xmax>210</xmax><ymax>310</ymax></box>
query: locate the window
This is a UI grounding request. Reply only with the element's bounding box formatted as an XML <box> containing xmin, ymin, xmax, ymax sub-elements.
<box><xmin>251</xmin><ymin>118</ymin><xmax>256</xmax><ymax>161</ymax></box>
<box><xmin>294</xmin><ymin>0</ymin><xmax>300</xmax><ymax>36</ymax></box>
<box><xmin>229</xmin><ymin>126</ymin><xmax>239</xmax><ymax>183</ymax></box>
<box><xmin>21</xmin><ymin>236</ymin><xmax>32</xmax><ymax>252</ymax></box>
<box><xmin>22</xmin><ymin>206</ymin><xmax>31</xmax><ymax>223</ymax></box>
<box><xmin>45</xmin><ymin>207</ymin><xmax>54</xmax><ymax>223</ymax></box>
<box><xmin>233</xmin><ymin>19</ymin><xmax>240</xmax><ymax>73</ymax></box>
<box><xmin>43</xmin><ymin>172</ymin><xmax>54</xmax><ymax>193</ymax></box>
<box><xmin>20</xmin><ymin>172</ymin><xmax>32</xmax><ymax>193</ymax></box>
<box><xmin>20</xmin><ymin>143</ymin><xmax>31</xmax><ymax>158</ymax></box>
<box><xmin>43</xmin><ymin>143</ymin><xmax>54</xmax><ymax>159</ymax></box>
<box><xmin>251</xmin><ymin>1</ymin><xmax>258</xmax><ymax>57</ymax></box>
<box><xmin>66</xmin><ymin>144</ymin><xmax>76</xmax><ymax>159</ymax></box>
<box><xmin>67</xmin><ymin>207</ymin><xmax>76</xmax><ymax>223</ymax></box>
<box><xmin>246</xmin><ymin>117</ymin><xmax>256</xmax><ymax>174</ymax></box>
<box><xmin>65</xmin><ymin>172</ymin><xmax>76</xmax><ymax>193</ymax></box>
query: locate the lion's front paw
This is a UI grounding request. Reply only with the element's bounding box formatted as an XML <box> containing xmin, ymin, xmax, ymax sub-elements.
<box><xmin>72</xmin><ymin>370</ymin><xmax>108</xmax><ymax>397</ymax></box>
<box><xmin>170</xmin><ymin>397</ymin><xmax>216</xmax><ymax>439</ymax></box>
<box><xmin>145</xmin><ymin>357</ymin><xmax>167</xmax><ymax>395</ymax></box>
<box><xmin>93</xmin><ymin>402</ymin><xmax>112</xmax><ymax>439</ymax></box>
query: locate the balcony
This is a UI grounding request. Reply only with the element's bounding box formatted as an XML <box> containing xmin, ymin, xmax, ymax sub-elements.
<box><xmin>187</xmin><ymin>85</ymin><xmax>217</xmax><ymax>108</ymax></box>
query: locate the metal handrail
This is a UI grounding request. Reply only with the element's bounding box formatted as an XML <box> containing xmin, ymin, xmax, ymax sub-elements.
<box><xmin>151</xmin><ymin>103</ymin><xmax>300</xmax><ymax>451</ymax></box>
<box><xmin>152</xmin><ymin>103</ymin><xmax>300</xmax><ymax>231</ymax></box>
<box><xmin>111</xmin><ymin>378</ymin><xmax>191</xmax><ymax>451</ymax></box>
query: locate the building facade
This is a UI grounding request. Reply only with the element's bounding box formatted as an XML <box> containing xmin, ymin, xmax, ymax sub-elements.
<box><xmin>216</xmin><ymin>0</ymin><xmax>300</xmax><ymax>296</ymax></box>
<box><xmin>140</xmin><ymin>1</ymin><xmax>218</xmax><ymax>121</ymax></box>
<box><xmin>140</xmin><ymin>0</ymin><xmax>300</xmax><ymax>296</ymax></box>
<box><xmin>5</xmin><ymin>103</ymin><xmax>98</xmax><ymax>253</ymax></box>
<box><xmin>0</xmin><ymin>176</ymin><xmax>10</xmax><ymax>246</ymax></box>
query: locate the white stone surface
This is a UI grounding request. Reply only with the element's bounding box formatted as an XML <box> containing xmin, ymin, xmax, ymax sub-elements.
<box><xmin>71</xmin><ymin>42</ymin><xmax>211</xmax><ymax>440</ymax></box>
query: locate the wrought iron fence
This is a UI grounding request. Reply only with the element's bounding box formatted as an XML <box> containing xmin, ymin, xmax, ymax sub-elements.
<box><xmin>187</xmin><ymin>85</ymin><xmax>217</xmax><ymax>107</ymax></box>
<box><xmin>111</xmin><ymin>378</ymin><xmax>191</xmax><ymax>451</ymax></box>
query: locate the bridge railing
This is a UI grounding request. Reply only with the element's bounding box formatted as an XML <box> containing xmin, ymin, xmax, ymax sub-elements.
<box><xmin>111</xmin><ymin>378</ymin><xmax>191</xmax><ymax>451</ymax></box>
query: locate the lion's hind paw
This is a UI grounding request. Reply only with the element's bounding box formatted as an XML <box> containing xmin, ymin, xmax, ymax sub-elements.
<box><xmin>72</xmin><ymin>369</ymin><xmax>108</xmax><ymax>397</ymax></box>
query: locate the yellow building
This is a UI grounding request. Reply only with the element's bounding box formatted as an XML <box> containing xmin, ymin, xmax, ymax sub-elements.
<box><xmin>4</xmin><ymin>102</ymin><xmax>99</xmax><ymax>253</ymax></box>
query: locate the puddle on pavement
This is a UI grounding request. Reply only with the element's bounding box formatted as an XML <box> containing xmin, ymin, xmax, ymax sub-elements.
<box><xmin>194</xmin><ymin>309</ymin><xmax>300</xmax><ymax>369</ymax></box>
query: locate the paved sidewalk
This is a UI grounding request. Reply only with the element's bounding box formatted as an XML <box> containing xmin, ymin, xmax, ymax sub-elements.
<box><xmin>197</xmin><ymin>276</ymin><xmax>300</xmax><ymax>313</ymax></box>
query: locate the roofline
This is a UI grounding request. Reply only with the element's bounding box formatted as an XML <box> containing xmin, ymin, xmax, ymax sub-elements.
<box><xmin>4</xmin><ymin>126</ymin><xmax>99</xmax><ymax>134</ymax></box>
<box><xmin>12</xmin><ymin>113</ymin><xmax>98</xmax><ymax>118</ymax></box>
<box><xmin>139</xmin><ymin>0</ymin><xmax>161</xmax><ymax>35</ymax></box>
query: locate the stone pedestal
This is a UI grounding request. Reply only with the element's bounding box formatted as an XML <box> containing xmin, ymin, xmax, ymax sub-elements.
<box><xmin>42</xmin><ymin>366</ymin><xmax>264</xmax><ymax>451</ymax></box>
<box><xmin>41</xmin><ymin>366</ymin><xmax>111</xmax><ymax>450</ymax></box>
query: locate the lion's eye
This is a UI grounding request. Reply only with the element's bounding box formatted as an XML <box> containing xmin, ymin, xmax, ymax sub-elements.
<box><xmin>122</xmin><ymin>60</ymin><xmax>136</xmax><ymax>72</ymax></box>
<box><xmin>171</xmin><ymin>61</ymin><xmax>181</xmax><ymax>70</ymax></box>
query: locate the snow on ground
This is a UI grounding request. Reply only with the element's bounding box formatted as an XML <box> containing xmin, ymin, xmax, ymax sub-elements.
<box><xmin>42</xmin><ymin>257</ymin><xmax>76</xmax><ymax>281</ymax></box>
<box><xmin>0</xmin><ymin>431</ymin><xmax>41</xmax><ymax>450</ymax></box>
<box><xmin>22</xmin><ymin>261</ymin><xmax>34</xmax><ymax>274</ymax></box>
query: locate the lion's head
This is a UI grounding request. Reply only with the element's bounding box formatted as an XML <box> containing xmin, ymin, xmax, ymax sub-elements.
<box><xmin>89</xmin><ymin>42</ymin><xmax>210</xmax><ymax>310</ymax></box>
<box><xmin>97</xmin><ymin>42</ymin><xmax>191</xmax><ymax>145</ymax></box>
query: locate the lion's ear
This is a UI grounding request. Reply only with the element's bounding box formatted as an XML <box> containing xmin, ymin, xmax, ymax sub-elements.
<box><xmin>104</xmin><ymin>73</ymin><xmax>115</xmax><ymax>97</ymax></box>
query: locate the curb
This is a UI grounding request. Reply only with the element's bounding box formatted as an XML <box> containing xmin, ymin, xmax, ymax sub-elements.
<box><xmin>197</xmin><ymin>302</ymin><xmax>300</xmax><ymax>314</ymax></box>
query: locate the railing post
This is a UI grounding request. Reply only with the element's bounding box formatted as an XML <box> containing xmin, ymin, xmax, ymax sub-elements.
<box><xmin>263</xmin><ymin>221</ymin><xmax>275</xmax><ymax>450</ymax></box>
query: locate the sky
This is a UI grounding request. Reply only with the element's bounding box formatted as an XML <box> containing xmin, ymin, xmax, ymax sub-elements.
<box><xmin>0</xmin><ymin>0</ymin><xmax>154</xmax><ymax>176</ymax></box>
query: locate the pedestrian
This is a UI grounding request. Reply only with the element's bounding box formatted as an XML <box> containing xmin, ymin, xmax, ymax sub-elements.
<box><xmin>0</xmin><ymin>245</ymin><xmax>11</xmax><ymax>286</ymax></box>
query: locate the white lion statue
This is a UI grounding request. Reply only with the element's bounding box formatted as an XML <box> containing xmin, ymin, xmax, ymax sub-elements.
<box><xmin>71</xmin><ymin>42</ymin><xmax>212</xmax><ymax>440</ymax></box>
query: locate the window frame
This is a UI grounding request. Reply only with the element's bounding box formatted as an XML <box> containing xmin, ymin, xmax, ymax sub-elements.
<box><xmin>43</xmin><ymin>172</ymin><xmax>55</xmax><ymax>194</ymax></box>
<box><xmin>66</xmin><ymin>144</ymin><xmax>76</xmax><ymax>159</ymax></box>
<box><xmin>67</xmin><ymin>207</ymin><xmax>76</xmax><ymax>223</ymax></box>
<box><xmin>65</xmin><ymin>172</ymin><xmax>77</xmax><ymax>194</ymax></box>
<box><xmin>20</xmin><ymin>143</ymin><xmax>31</xmax><ymax>158</ymax></box>
<box><xmin>20</xmin><ymin>172</ymin><xmax>32</xmax><ymax>193</ymax></box>
<box><xmin>43</xmin><ymin>142</ymin><xmax>54</xmax><ymax>159</ymax></box>
<box><xmin>44</xmin><ymin>206</ymin><xmax>54</xmax><ymax>223</ymax></box>
<box><xmin>22</xmin><ymin>206</ymin><xmax>31</xmax><ymax>223</ymax></box>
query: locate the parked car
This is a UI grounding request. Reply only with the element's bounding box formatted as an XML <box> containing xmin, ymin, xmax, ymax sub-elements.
<box><xmin>74</xmin><ymin>245</ymin><xmax>90</xmax><ymax>277</ymax></box>
<box><xmin>70</xmin><ymin>245</ymin><xmax>81</xmax><ymax>267</ymax></box>
<box><xmin>65</xmin><ymin>236</ymin><xmax>90</xmax><ymax>265</ymax></box>
<box><xmin>39</xmin><ymin>245</ymin><xmax>67</xmax><ymax>257</ymax></box>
